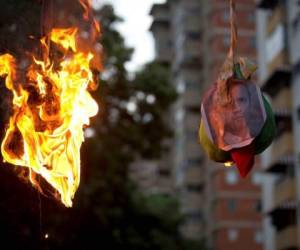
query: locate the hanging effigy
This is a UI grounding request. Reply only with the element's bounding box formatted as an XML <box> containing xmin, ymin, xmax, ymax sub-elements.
<box><xmin>199</xmin><ymin>0</ymin><xmax>276</xmax><ymax>178</ymax></box>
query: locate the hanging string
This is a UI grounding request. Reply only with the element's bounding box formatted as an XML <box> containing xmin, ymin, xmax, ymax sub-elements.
<box><xmin>229</xmin><ymin>0</ymin><xmax>237</xmax><ymax>66</ymax></box>
<box><xmin>216</xmin><ymin>0</ymin><xmax>238</xmax><ymax>106</ymax></box>
<box><xmin>37</xmin><ymin>0</ymin><xmax>54</xmax><ymax>242</ymax></box>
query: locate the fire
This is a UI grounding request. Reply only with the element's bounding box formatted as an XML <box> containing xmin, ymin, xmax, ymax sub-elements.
<box><xmin>0</xmin><ymin>21</ymin><xmax>99</xmax><ymax>206</ymax></box>
<box><xmin>224</xmin><ymin>161</ymin><xmax>234</xmax><ymax>168</ymax></box>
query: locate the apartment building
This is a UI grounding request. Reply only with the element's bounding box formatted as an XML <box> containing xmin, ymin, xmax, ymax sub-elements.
<box><xmin>150</xmin><ymin>0</ymin><xmax>204</xmax><ymax>240</ymax></box>
<box><xmin>256</xmin><ymin>0</ymin><xmax>299</xmax><ymax>249</ymax></box>
<box><xmin>129</xmin><ymin>3</ymin><xmax>174</xmax><ymax>196</ymax></box>
<box><xmin>150</xmin><ymin>0</ymin><xmax>264</xmax><ymax>246</ymax></box>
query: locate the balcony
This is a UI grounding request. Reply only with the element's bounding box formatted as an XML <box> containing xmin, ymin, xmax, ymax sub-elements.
<box><xmin>185</xmin><ymin>141</ymin><xmax>202</xmax><ymax>159</ymax></box>
<box><xmin>149</xmin><ymin>19</ymin><xmax>170</xmax><ymax>32</ymax></box>
<box><xmin>261</xmin><ymin>66</ymin><xmax>291</xmax><ymax>97</ymax></box>
<box><xmin>276</xmin><ymin>225</ymin><xmax>298</xmax><ymax>250</ymax></box>
<box><xmin>257</xmin><ymin>0</ymin><xmax>279</xmax><ymax>9</ymax></box>
<box><xmin>272</xmin><ymin>88</ymin><xmax>292</xmax><ymax>111</ymax></box>
<box><xmin>274</xmin><ymin>178</ymin><xmax>296</xmax><ymax>208</ymax></box>
<box><xmin>267</xmin><ymin>50</ymin><xmax>290</xmax><ymax>77</ymax></box>
<box><xmin>264</xmin><ymin>132</ymin><xmax>294</xmax><ymax>173</ymax></box>
<box><xmin>274</xmin><ymin>109</ymin><xmax>292</xmax><ymax>137</ymax></box>
<box><xmin>183</xmin><ymin>89</ymin><xmax>201</xmax><ymax>108</ymax></box>
<box><xmin>273</xmin><ymin>132</ymin><xmax>293</xmax><ymax>157</ymax></box>
<box><xmin>266</xmin><ymin>5</ymin><xmax>284</xmax><ymax>35</ymax></box>
<box><xmin>184</xmin><ymin>167</ymin><xmax>204</xmax><ymax>186</ymax></box>
<box><xmin>176</xmin><ymin>39</ymin><xmax>202</xmax><ymax>68</ymax></box>
<box><xmin>183</xmin><ymin>16</ymin><xmax>202</xmax><ymax>33</ymax></box>
<box><xmin>269</xmin><ymin>199</ymin><xmax>297</xmax><ymax>231</ymax></box>
<box><xmin>149</xmin><ymin>3</ymin><xmax>170</xmax><ymax>32</ymax></box>
<box><xmin>181</xmin><ymin>192</ymin><xmax>203</xmax><ymax>212</ymax></box>
<box><xmin>272</xmin><ymin>88</ymin><xmax>292</xmax><ymax>134</ymax></box>
<box><xmin>180</xmin><ymin>222</ymin><xmax>203</xmax><ymax>240</ymax></box>
<box><xmin>149</xmin><ymin>3</ymin><xmax>169</xmax><ymax>22</ymax></box>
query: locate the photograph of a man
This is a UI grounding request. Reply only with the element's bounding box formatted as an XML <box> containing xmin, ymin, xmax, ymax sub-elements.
<box><xmin>201</xmin><ymin>79</ymin><xmax>266</xmax><ymax>151</ymax></box>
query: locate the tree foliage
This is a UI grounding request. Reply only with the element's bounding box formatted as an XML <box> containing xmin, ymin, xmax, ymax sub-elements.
<box><xmin>0</xmin><ymin>2</ymin><xmax>205</xmax><ymax>250</ymax></box>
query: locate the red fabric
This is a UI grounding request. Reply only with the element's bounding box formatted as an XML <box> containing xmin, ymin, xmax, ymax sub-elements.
<box><xmin>230</xmin><ymin>143</ymin><xmax>255</xmax><ymax>178</ymax></box>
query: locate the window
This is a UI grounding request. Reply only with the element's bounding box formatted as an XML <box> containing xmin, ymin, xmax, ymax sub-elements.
<box><xmin>254</xmin><ymin>200</ymin><xmax>262</xmax><ymax>213</ymax></box>
<box><xmin>223</xmin><ymin>35</ymin><xmax>230</xmax><ymax>47</ymax></box>
<box><xmin>248</xmin><ymin>13</ymin><xmax>255</xmax><ymax>23</ymax></box>
<box><xmin>254</xmin><ymin>230</ymin><xmax>263</xmax><ymax>244</ymax></box>
<box><xmin>186</xmin><ymin>31</ymin><xmax>201</xmax><ymax>40</ymax></box>
<box><xmin>187</xmin><ymin>184</ymin><xmax>203</xmax><ymax>192</ymax></box>
<box><xmin>251</xmin><ymin>172</ymin><xmax>262</xmax><ymax>185</ymax></box>
<box><xmin>186</xmin><ymin>130</ymin><xmax>198</xmax><ymax>140</ymax></box>
<box><xmin>228</xmin><ymin>199</ymin><xmax>237</xmax><ymax>212</ymax></box>
<box><xmin>167</xmin><ymin>40</ymin><xmax>173</xmax><ymax>48</ymax></box>
<box><xmin>228</xmin><ymin>229</ymin><xmax>238</xmax><ymax>241</ymax></box>
<box><xmin>223</xmin><ymin>11</ymin><xmax>230</xmax><ymax>22</ymax></box>
<box><xmin>225</xmin><ymin>170</ymin><xmax>238</xmax><ymax>185</ymax></box>
<box><xmin>249</xmin><ymin>36</ymin><xmax>256</xmax><ymax>49</ymax></box>
<box><xmin>186</xmin><ymin>81</ymin><xmax>199</xmax><ymax>90</ymax></box>
<box><xmin>185</xmin><ymin>212</ymin><xmax>202</xmax><ymax>224</ymax></box>
<box><xmin>185</xmin><ymin>7</ymin><xmax>201</xmax><ymax>16</ymax></box>
<box><xmin>186</xmin><ymin>158</ymin><xmax>203</xmax><ymax>166</ymax></box>
<box><xmin>292</xmin><ymin>12</ymin><xmax>300</xmax><ymax>34</ymax></box>
<box><xmin>297</xmin><ymin>106</ymin><xmax>300</xmax><ymax>120</ymax></box>
<box><xmin>159</xmin><ymin>169</ymin><xmax>170</xmax><ymax>177</ymax></box>
<box><xmin>293</xmin><ymin>59</ymin><xmax>300</xmax><ymax>76</ymax></box>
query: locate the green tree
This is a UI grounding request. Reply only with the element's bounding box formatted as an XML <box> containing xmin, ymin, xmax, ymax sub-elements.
<box><xmin>0</xmin><ymin>2</ymin><xmax>206</xmax><ymax>250</ymax></box>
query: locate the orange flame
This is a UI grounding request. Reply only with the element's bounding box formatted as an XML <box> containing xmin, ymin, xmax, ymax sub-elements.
<box><xmin>0</xmin><ymin>22</ymin><xmax>99</xmax><ymax>206</ymax></box>
<box><xmin>79</xmin><ymin>0</ymin><xmax>93</xmax><ymax>21</ymax></box>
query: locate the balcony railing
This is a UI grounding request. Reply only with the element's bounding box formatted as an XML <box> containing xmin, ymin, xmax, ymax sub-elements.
<box><xmin>182</xmin><ymin>89</ymin><xmax>200</xmax><ymax>108</ymax></box>
<box><xmin>181</xmin><ymin>192</ymin><xmax>203</xmax><ymax>211</ymax></box>
<box><xmin>267</xmin><ymin>5</ymin><xmax>284</xmax><ymax>35</ymax></box>
<box><xmin>261</xmin><ymin>66</ymin><xmax>291</xmax><ymax>96</ymax></box>
<box><xmin>267</xmin><ymin>50</ymin><xmax>289</xmax><ymax>76</ymax></box>
<box><xmin>274</xmin><ymin>178</ymin><xmax>296</xmax><ymax>208</ymax></box>
<box><xmin>272</xmin><ymin>88</ymin><xmax>292</xmax><ymax>111</ymax></box>
<box><xmin>184</xmin><ymin>167</ymin><xmax>204</xmax><ymax>186</ymax></box>
<box><xmin>264</xmin><ymin>132</ymin><xmax>294</xmax><ymax>173</ymax></box>
<box><xmin>276</xmin><ymin>225</ymin><xmax>298</xmax><ymax>250</ymax></box>
<box><xmin>257</xmin><ymin>0</ymin><xmax>279</xmax><ymax>9</ymax></box>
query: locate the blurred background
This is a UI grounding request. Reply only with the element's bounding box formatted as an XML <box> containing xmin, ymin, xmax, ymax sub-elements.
<box><xmin>0</xmin><ymin>0</ymin><xmax>298</xmax><ymax>249</ymax></box>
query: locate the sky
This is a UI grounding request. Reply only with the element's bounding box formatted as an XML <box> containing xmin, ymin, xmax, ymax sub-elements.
<box><xmin>93</xmin><ymin>0</ymin><xmax>166</xmax><ymax>72</ymax></box>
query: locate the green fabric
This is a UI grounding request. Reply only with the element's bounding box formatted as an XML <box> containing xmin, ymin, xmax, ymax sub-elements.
<box><xmin>253</xmin><ymin>96</ymin><xmax>276</xmax><ymax>154</ymax></box>
<box><xmin>199</xmin><ymin>95</ymin><xmax>276</xmax><ymax>162</ymax></box>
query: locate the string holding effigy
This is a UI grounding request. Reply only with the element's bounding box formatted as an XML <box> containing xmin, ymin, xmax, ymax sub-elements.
<box><xmin>199</xmin><ymin>0</ymin><xmax>276</xmax><ymax>178</ymax></box>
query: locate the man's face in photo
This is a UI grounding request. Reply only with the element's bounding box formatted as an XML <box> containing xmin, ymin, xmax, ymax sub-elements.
<box><xmin>231</xmin><ymin>83</ymin><xmax>250</xmax><ymax>119</ymax></box>
<box><xmin>201</xmin><ymin>80</ymin><xmax>266</xmax><ymax>151</ymax></box>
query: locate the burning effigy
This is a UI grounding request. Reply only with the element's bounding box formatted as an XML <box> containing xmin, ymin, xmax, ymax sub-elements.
<box><xmin>0</xmin><ymin>0</ymin><xmax>100</xmax><ymax>207</ymax></box>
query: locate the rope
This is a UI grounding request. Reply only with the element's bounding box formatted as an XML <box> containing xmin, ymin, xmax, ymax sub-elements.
<box><xmin>229</xmin><ymin>0</ymin><xmax>238</xmax><ymax>66</ymax></box>
<box><xmin>216</xmin><ymin>0</ymin><xmax>239</xmax><ymax>106</ymax></box>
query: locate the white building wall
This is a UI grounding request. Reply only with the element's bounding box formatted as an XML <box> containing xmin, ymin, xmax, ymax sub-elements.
<box><xmin>256</xmin><ymin>9</ymin><xmax>269</xmax><ymax>84</ymax></box>
<box><xmin>256</xmin><ymin>6</ymin><xmax>276</xmax><ymax>250</ymax></box>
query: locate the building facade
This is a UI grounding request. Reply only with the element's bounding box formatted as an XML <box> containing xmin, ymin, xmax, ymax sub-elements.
<box><xmin>256</xmin><ymin>0</ymin><xmax>299</xmax><ymax>249</ymax></box>
<box><xmin>150</xmin><ymin>0</ymin><xmax>204</xmax><ymax>240</ymax></box>
<box><xmin>150</xmin><ymin>0</ymin><xmax>263</xmax><ymax>247</ymax></box>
